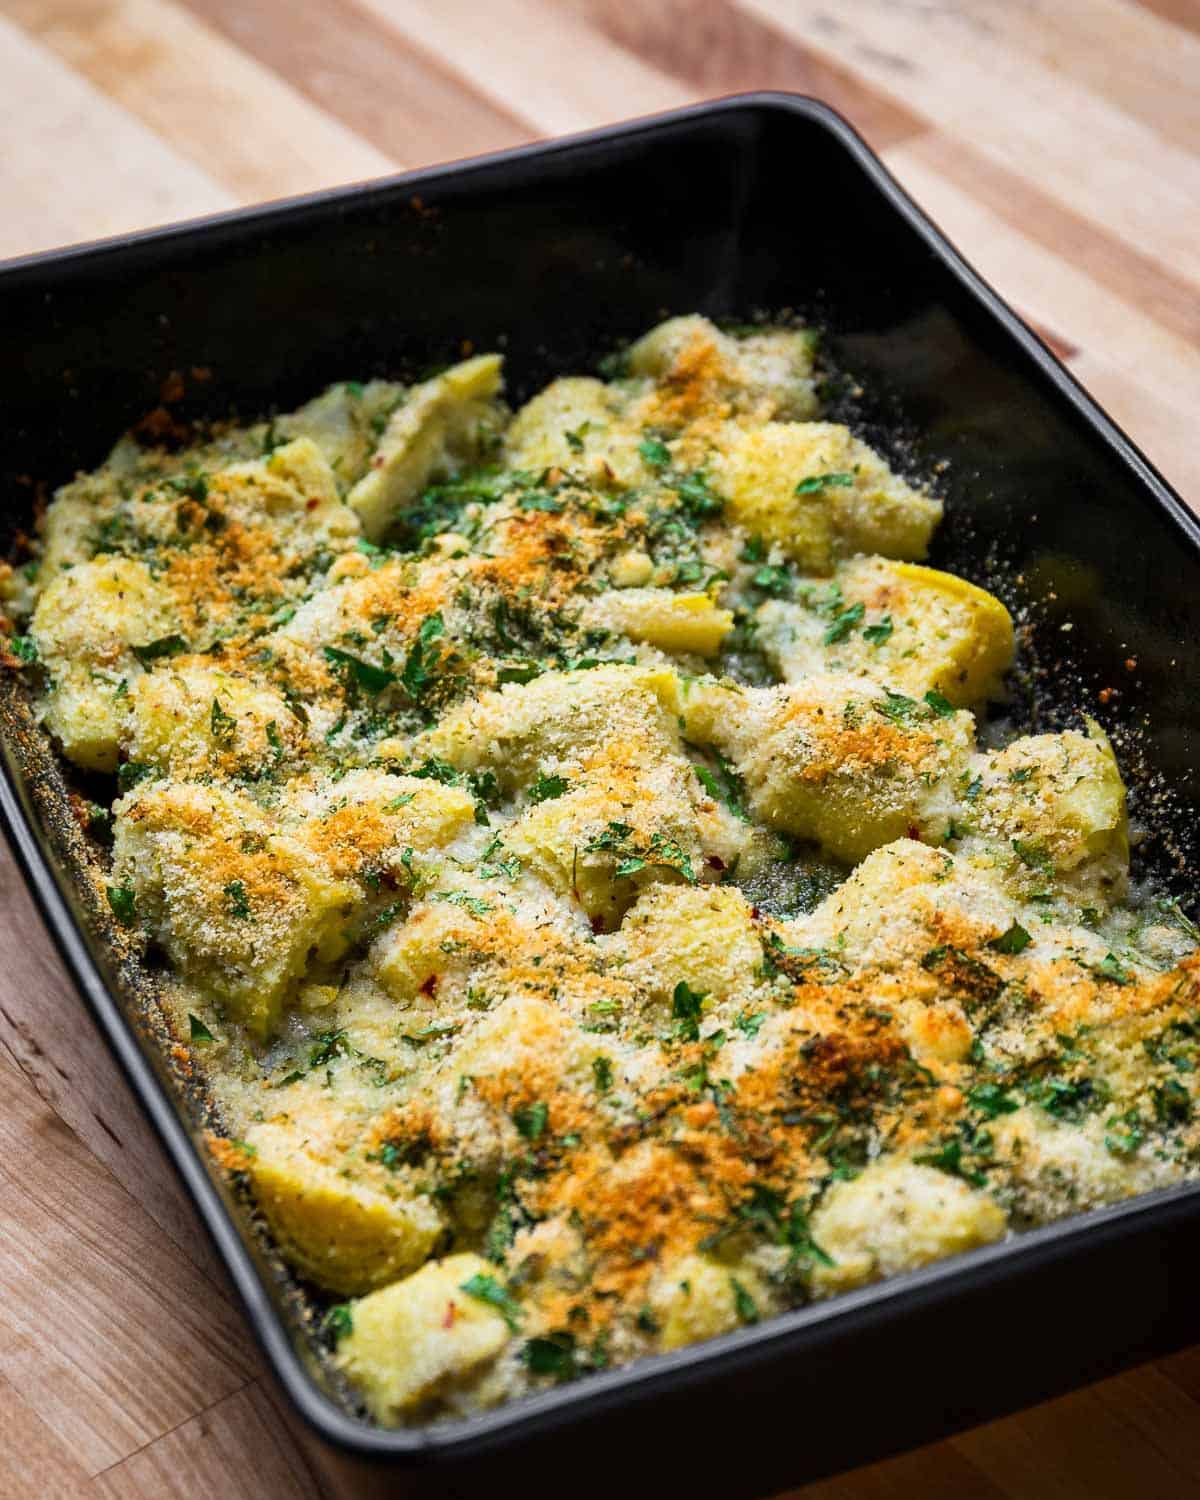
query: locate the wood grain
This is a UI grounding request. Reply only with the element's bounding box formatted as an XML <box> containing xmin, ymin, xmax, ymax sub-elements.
<box><xmin>0</xmin><ymin>2</ymin><xmax>1196</xmax><ymax>1495</ymax></box>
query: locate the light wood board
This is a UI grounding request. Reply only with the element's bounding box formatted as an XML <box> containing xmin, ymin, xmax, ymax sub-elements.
<box><xmin>1</xmin><ymin>1</ymin><xmax>1198</xmax><ymax>1494</ymax></box>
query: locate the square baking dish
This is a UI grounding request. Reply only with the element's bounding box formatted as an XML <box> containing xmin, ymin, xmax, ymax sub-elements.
<box><xmin>3</xmin><ymin>94</ymin><xmax>1200</xmax><ymax>1498</ymax></box>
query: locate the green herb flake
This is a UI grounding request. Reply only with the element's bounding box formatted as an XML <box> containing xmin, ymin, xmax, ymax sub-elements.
<box><xmin>1105</xmin><ymin>1110</ymin><xmax>1144</xmax><ymax>1157</ymax></box>
<box><xmin>967</xmin><ymin>1082</ymin><xmax>1019</xmax><ymax>1118</ymax></box>
<box><xmin>795</xmin><ymin>471</ymin><xmax>854</xmax><ymax>495</ymax></box>
<box><xmin>1012</xmin><ymin>839</ymin><xmax>1055</xmax><ymax>877</ymax></box>
<box><xmin>460</xmin><ymin>1272</ymin><xmax>523</xmax><ymax>1332</ymax></box>
<box><xmin>6</xmin><ymin>635</ymin><xmax>38</xmax><ymax>664</ymax></box>
<box><xmin>730</xmin><ymin>1277</ymin><xmax>759</xmax><ymax>1324</ymax></box>
<box><xmin>132</xmin><ymin>634</ymin><xmax>188</xmax><ymax>667</ymax></box>
<box><xmin>223</xmin><ymin>879</ymin><xmax>251</xmax><ymax>918</ymax></box>
<box><xmin>513</xmin><ymin>1100</ymin><xmax>549</xmax><ymax>1141</ymax></box>
<box><xmin>823</xmin><ymin>600</ymin><xmax>865</xmax><ymax>645</ymax></box>
<box><xmin>1093</xmin><ymin>952</ymin><xmax>1133</xmax><ymax>986</ymax></box>
<box><xmin>117</xmin><ymin>760</ymin><xmax>153</xmax><ymax>792</ymax></box>
<box><xmin>592</xmin><ymin>1055</ymin><xmax>613</xmax><ymax>1094</ymax></box>
<box><xmin>401</xmin><ymin>612</ymin><xmax>446</xmax><ymax>702</ymax></box>
<box><xmin>188</xmin><ymin>1013</ymin><xmax>216</xmax><ymax>1045</ymax></box>
<box><xmin>914</xmin><ymin>1136</ymin><xmax>987</xmax><ymax>1187</ymax></box>
<box><xmin>861</xmin><ymin>616</ymin><xmax>894</xmax><ymax>646</ymax></box>
<box><xmin>323</xmin><ymin>1304</ymin><xmax>353</xmax><ymax>1343</ymax></box>
<box><xmin>638</xmin><ymin>437</ymin><xmax>671</xmax><ymax>470</ymax></box>
<box><xmin>529</xmin><ymin>773</ymin><xmax>570</xmax><ymax>804</ymax></box>
<box><xmin>672</xmin><ymin>980</ymin><xmax>707</xmax><ymax>1042</ymax></box>
<box><xmin>923</xmin><ymin>689</ymin><xmax>957</xmax><ymax>719</ymax></box>
<box><xmin>990</xmin><ymin>922</ymin><xmax>1032</xmax><ymax>955</ymax></box>
<box><xmin>521</xmin><ymin>1332</ymin><xmax>577</xmax><ymax>1379</ymax></box>
<box><xmin>86</xmin><ymin>802</ymin><xmax>113</xmax><ymax>837</ymax></box>
<box><xmin>209</xmin><ymin>697</ymin><xmax>236</xmax><ymax>745</ymax></box>
<box><xmin>876</xmin><ymin>688</ymin><xmax>921</xmax><ymax>725</ymax></box>
<box><xmin>1154</xmin><ymin>1079</ymin><xmax>1192</xmax><ymax>1125</ymax></box>
<box><xmin>751</xmin><ymin>564</ymin><xmax>794</xmax><ymax>599</ymax></box>
<box><xmin>323</xmin><ymin>645</ymin><xmax>395</xmax><ymax>695</ymax></box>
<box><xmin>106</xmin><ymin>884</ymin><xmax>137</xmax><ymax>925</ymax></box>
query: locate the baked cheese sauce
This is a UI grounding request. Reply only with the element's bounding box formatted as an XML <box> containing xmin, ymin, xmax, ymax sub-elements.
<box><xmin>8</xmin><ymin>317</ymin><xmax>1200</xmax><ymax>1422</ymax></box>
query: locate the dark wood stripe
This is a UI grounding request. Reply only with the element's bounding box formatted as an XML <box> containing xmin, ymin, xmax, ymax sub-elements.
<box><xmin>1134</xmin><ymin>0</ymin><xmax>1200</xmax><ymax>36</ymax></box>
<box><xmin>1020</xmin><ymin>316</ymin><xmax>1081</xmax><ymax>363</ymax></box>
<box><xmin>180</xmin><ymin>0</ymin><xmax>534</xmax><ymax>169</ymax></box>
<box><xmin>566</xmin><ymin>0</ymin><xmax>926</xmax><ymax>150</ymax></box>
<box><xmin>909</xmin><ymin>130</ymin><xmax>1200</xmax><ymax>348</ymax></box>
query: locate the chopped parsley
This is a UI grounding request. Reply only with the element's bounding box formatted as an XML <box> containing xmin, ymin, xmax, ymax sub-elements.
<box><xmin>6</xmin><ymin>635</ymin><xmax>37</xmax><ymax>664</ymax></box>
<box><xmin>513</xmin><ymin>1100</ymin><xmax>549</xmax><ymax>1141</ymax></box>
<box><xmin>923</xmin><ymin>689</ymin><xmax>957</xmax><ymax>719</ymax></box>
<box><xmin>1012</xmin><ymin>839</ymin><xmax>1055</xmax><ymax>877</ymax></box>
<box><xmin>209</xmin><ymin>697</ymin><xmax>236</xmax><ymax>745</ymax></box>
<box><xmin>823</xmin><ymin>600</ymin><xmax>865</xmax><ymax>645</ymax></box>
<box><xmin>188</xmin><ymin>1014</ymin><xmax>216</xmax><ymax>1045</ymax></box>
<box><xmin>460</xmin><ymin>1272</ymin><xmax>523</xmax><ymax>1332</ymax></box>
<box><xmin>323</xmin><ymin>645</ymin><xmax>394</xmax><ymax>695</ymax></box>
<box><xmin>1093</xmin><ymin>952</ymin><xmax>1133</xmax><ymax>986</ymax></box>
<box><xmin>862</xmin><ymin>616</ymin><xmax>894</xmax><ymax>646</ymax></box>
<box><xmin>794</xmin><ymin>471</ymin><xmax>853</xmax><ymax>495</ymax></box>
<box><xmin>967</xmin><ymin>1082</ymin><xmax>1018</xmax><ymax>1118</ymax></box>
<box><xmin>521</xmin><ymin>1331</ymin><xmax>577</xmax><ymax>1379</ymax></box>
<box><xmin>528</xmin><ymin>772</ymin><xmax>570</xmax><ymax>804</ymax></box>
<box><xmin>671</xmin><ymin>980</ymin><xmax>706</xmax><ymax>1042</ymax></box>
<box><xmin>990</xmin><ymin>922</ymin><xmax>1032</xmax><ymax>955</ymax></box>
<box><xmin>106</xmin><ymin>884</ymin><xmax>137</xmax><ymax>925</ymax></box>
<box><xmin>401</xmin><ymin>612</ymin><xmax>446</xmax><ymax>702</ymax></box>
<box><xmin>132</xmin><ymin>634</ymin><xmax>188</xmax><ymax>666</ymax></box>
<box><xmin>584</xmin><ymin>821</ymin><xmax>697</xmax><ymax>884</ymax></box>
<box><xmin>223</xmin><ymin>879</ymin><xmax>251</xmax><ymax>918</ymax></box>
<box><xmin>731</xmin><ymin>1278</ymin><xmax>759</xmax><ymax>1324</ymax></box>
<box><xmin>323</xmin><ymin>1304</ymin><xmax>353</xmax><ymax>1343</ymax></box>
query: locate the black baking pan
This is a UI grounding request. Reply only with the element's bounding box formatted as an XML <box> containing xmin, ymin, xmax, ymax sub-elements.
<box><xmin>2</xmin><ymin>94</ymin><xmax>1199</xmax><ymax>1499</ymax></box>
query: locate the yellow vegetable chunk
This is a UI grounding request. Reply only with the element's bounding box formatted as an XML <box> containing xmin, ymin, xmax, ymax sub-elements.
<box><xmin>215</xmin><ymin>437</ymin><xmax>358</xmax><ymax>552</ymax></box>
<box><xmin>650</xmin><ymin>1252</ymin><xmax>769</xmax><ymax>1351</ymax></box>
<box><xmin>810</xmin><ymin>1157</ymin><xmax>1006</xmax><ymax>1296</ymax></box>
<box><xmin>112</xmin><ymin>782</ymin><xmax>358</xmax><ymax>1036</ymax></box>
<box><xmin>31</xmin><ymin>555</ymin><xmax>180</xmax><ymax>771</ymax></box>
<box><xmin>757</xmin><ymin>556</ymin><xmax>1014</xmax><ymax>705</ymax></box>
<box><xmin>964</xmin><ymin>725</ymin><xmax>1129</xmax><ymax>898</ymax></box>
<box><xmin>276</xmin><ymin>379</ymin><xmax>405</xmax><ymax>493</ymax></box>
<box><xmin>337</xmin><ymin>1253</ymin><xmax>510</xmax><ymax>1421</ymax></box>
<box><xmin>711</xmin><ymin>421</ymin><xmax>942</xmax><ymax>572</ymax></box>
<box><xmin>290</xmin><ymin>768</ymin><xmax>477</xmax><ymax>886</ymax></box>
<box><xmin>796</xmin><ymin>839</ymin><xmax>1018</xmax><ymax>972</ymax></box>
<box><xmin>582</xmin><ymin>588</ymin><xmax>733</xmax><ymax>658</ymax></box>
<box><xmin>126</xmin><ymin>662</ymin><xmax>303</xmax><ymax>779</ymax></box>
<box><xmin>505</xmin><ymin>375</ymin><xmax>644</xmax><ymax>484</ymax></box>
<box><xmin>349</xmin><ymin>355</ymin><xmax>504</xmax><ymax>540</ymax></box>
<box><xmin>420</xmin><ymin>663</ymin><xmax>683</xmax><ymax>790</ymax></box>
<box><xmin>504</xmin><ymin>738</ymin><xmax>712</xmax><ymax>927</ymax></box>
<box><xmin>244</xmin><ymin>1117</ymin><xmax>442</xmax><ymax>1296</ymax></box>
<box><xmin>373</xmin><ymin>887</ymin><xmax>571</xmax><ymax>1011</ymax></box>
<box><xmin>627</xmin><ymin>315</ymin><xmax>819</xmax><ymax>422</ymax></box>
<box><xmin>713</xmin><ymin>675</ymin><xmax>976</xmax><ymax>865</ymax></box>
<box><xmin>603</xmin><ymin>884</ymin><xmax>764</xmax><ymax>1009</ymax></box>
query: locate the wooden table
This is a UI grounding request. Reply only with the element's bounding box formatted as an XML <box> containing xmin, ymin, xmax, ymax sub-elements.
<box><xmin>2</xmin><ymin>2</ymin><xmax>1198</xmax><ymax>1495</ymax></box>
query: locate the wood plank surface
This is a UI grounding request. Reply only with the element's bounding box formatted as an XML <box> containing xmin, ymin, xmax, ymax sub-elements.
<box><xmin>0</xmin><ymin>2</ymin><xmax>1196</xmax><ymax>1495</ymax></box>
